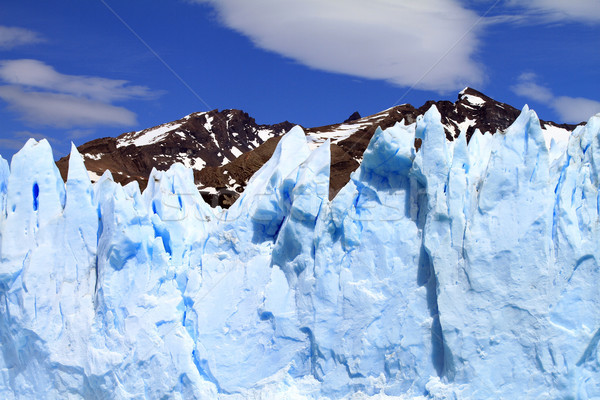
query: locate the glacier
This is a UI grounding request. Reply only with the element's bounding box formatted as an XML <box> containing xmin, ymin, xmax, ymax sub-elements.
<box><xmin>1</xmin><ymin>106</ymin><xmax>599</xmax><ymax>399</ymax></box>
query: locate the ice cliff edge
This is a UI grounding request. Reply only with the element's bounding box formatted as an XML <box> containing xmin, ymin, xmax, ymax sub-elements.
<box><xmin>1</xmin><ymin>106</ymin><xmax>599</xmax><ymax>399</ymax></box>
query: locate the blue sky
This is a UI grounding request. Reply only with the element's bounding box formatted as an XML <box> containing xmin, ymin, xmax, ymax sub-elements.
<box><xmin>0</xmin><ymin>0</ymin><xmax>599</xmax><ymax>160</ymax></box>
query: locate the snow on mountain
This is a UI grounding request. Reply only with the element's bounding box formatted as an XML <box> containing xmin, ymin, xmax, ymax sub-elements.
<box><xmin>302</xmin><ymin>87</ymin><xmax>576</xmax><ymax>200</ymax></box>
<box><xmin>55</xmin><ymin>109</ymin><xmax>294</xmax><ymax>203</ymax></box>
<box><xmin>1</xmin><ymin>106</ymin><xmax>599</xmax><ymax>399</ymax></box>
<box><xmin>56</xmin><ymin>88</ymin><xmax>578</xmax><ymax>208</ymax></box>
<box><xmin>117</xmin><ymin>121</ymin><xmax>185</xmax><ymax>148</ymax></box>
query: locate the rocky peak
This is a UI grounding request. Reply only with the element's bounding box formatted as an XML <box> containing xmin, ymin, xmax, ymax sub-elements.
<box><xmin>344</xmin><ymin>111</ymin><xmax>362</xmax><ymax>123</ymax></box>
<box><xmin>57</xmin><ymin>89</ymin><xmax>580</xmax><ymax>207</ymax></box>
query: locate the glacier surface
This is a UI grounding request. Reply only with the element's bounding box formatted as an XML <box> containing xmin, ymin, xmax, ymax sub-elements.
<box><xmin>1</xmin><ymin>106</ymin><xmax>600</xmax><ymax>399</ymax></box>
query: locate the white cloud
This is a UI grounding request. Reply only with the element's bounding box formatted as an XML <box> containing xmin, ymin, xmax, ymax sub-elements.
<box><xmin>0</xmin><ymin>130</ymin><xmax>57</xmax><ymax>152</ymax></box>
<box><xmin>0</xmin><ymin>26</ymin><xmax>44</xmax><ymax>49</ymax></box>
<box><xmin>192</xmin><ymin>0</ymin><xmax>485</xmax><ymax>92</ymax></box>
<box><xmin>13</xmin><ymin>130</ymin><xmax>52</xmax><ymax>141</ymax></box>
<box><xmin>66</xmin><ymin>129</ymin><xmax>96</xmax><ymax>139</ymax></box>
<box><xmin>511</xmin><ymin>73</ymin><xmax>553</xmax><ymax>103</ymax></box>
<box><xmin>511</xmin><ymin>73</ymin><xmax>600</xmax><ymax>123</ymax></box>
<box><xmin>0</xmin><ymin>59</ymin><xmax>156</xmax><ymax>102</ymax></box>
<box><xmin>0</xmin><ymin>85</ymin><xmax>138</xmax><ymax>128</ymax></box>
<box><xmin>552</xmin><ymin>96</ymin><xmax>600</xmax><ymax>123</ymax></box>
<box><xmin>0</xmin><ymin>59</ymin><xmax>160</xmax><ymax>129</ymax></box>
<box><xmin>0</xmin><ymin>138</ymin><xmax>28</xmax><ymax>151</ymax></box>
<box><xmin>507</xmin><ymin>0</ymin><xmax>600</xmax><ymax>24</ymax></box>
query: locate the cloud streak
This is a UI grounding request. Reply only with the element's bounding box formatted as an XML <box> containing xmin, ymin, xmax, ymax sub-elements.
<box><xmin>512</xmin><ymin>73</ymin><xmax>600</xmax><ymax>123</ymax></box>
<box><xmin>0</xmin><ymin>59</ymin><xmax>157</xmax><ymax>102</ymax></box>
<box><xmin>0</xmin><ymin>131</ymin><xmax>56</xmax><ymax>152</ymax></box>
<box><xmin>0</xmin><ymin>85</ymin><xmax>138</xmax><ymax>128</ymax></box>
<box><xmin>193</xmin><ymin>0</ymin><xmax>485</xmax><ymax>92</ymax></box>
<box><xmin>0</xmin><ymin>26</ymin><xmax>44</xmax><ymax>49</ymax></box>
<box><xmin>191</xmin><ymin>0</ymin><xmax>599</xmax><ymax>96</ymax></box>
<box><xmin>507</xmin><ymin>0</ymin><xmax>600</xmax><ymax>24</ymax></box>
<box><xmin>0</xmin><ymin>59</ymin><xmax>161</xmax><ymax>129</ymax></box>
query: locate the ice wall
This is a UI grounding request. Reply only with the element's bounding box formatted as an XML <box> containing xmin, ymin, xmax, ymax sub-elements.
<box><xmin>0</xmin><ymin>107</ymin><xmax>599</xmax><ymax>399</ymax></box>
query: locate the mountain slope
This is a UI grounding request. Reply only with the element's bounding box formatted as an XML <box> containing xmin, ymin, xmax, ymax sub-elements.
<box><xmin>56</xmin><ymin>88</ymin><xmax>578</xmax><ymax>206</ymax></box>
<box><xmin>56</xmin><ymin>109</ymin><xmax>294</xmax><ymax>194</ymax></box>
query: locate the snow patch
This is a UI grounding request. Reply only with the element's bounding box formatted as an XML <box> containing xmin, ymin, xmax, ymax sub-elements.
<box><xmin>306</xmin><ymin>122</ymin><xmax>370</xmax><ymax>150</ymax></box>
<box><xmin>456</xmin><ymin>118</ymin><xmax>476</xmax><ymax>136</ymax></box>
<box><xmin>230</xmin><ymin>147</ymin><xmax>243</xmax><ymax>158</ymax></box>
<box><xmin>117</xmin><ymin>122</ymin><xmax>183</xmax><ymax>148</ymax></box>
<box><xmin>180</xmin><ymin>155</ymin><xmax>206</xmax><ymax>170</ymax></box>
<box><xmin>541</xmin><ymin>123</ymin><xmax>571</xmax><ymax>150</ymax></box>
<box><xmin>87</xmin><ymin>170</ymin><xmax>102</xmax><ymax>182</ymax></box>
<box><xmin>85</xmin><ymin>153</ymin><xmax>103</xmax><ymax>161</ymax></box>
<box><xmin>256</xmin><ymin>128</ymin><xmax>275</xmax><ymax>142</ymax></box>
<box><xmin>461</xmin><ymin>93</ymin><xmax>486</xmax><ymax>106</ymax></box>
<box><xmin>204</xmin><ymin>115</ymin><xmax>214</xmax><ymax>132</ymax></box>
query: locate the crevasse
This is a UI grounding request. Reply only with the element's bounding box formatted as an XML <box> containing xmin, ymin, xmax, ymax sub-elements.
<box><xmin>0</xmin><ymin>106</ymin><xmax>599</xmax><ymax>399</ymax></box>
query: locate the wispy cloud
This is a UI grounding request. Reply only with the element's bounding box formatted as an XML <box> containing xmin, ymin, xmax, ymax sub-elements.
<box><xmin>551</xmin><ymin>96</ymin><xmax>600</xmax><ymax>123</ymax></box>
<box><xmin>512</xmin><ymin>73</ymin><xmax>600</xmax><ymax>123</ymax></box>
<box><xmin>66</xmin><ymin>129</ymin><xmax>96</xmax><ymax>139</ymax></box>
<box><xmin>0</xmin><ymin>138</ymin><xmax>27</xmax><ymax>151</ymax></box>
<box><xmin>0</xmin><ymin>26</ymin><xmax>44</xmax><ymax>49</ymax></box>
<box><xmin>485</xmin><ymin>0</ymin><xmax>600</xmax><ymax>26</ymax></box>
<box><xmin>0</xmin><ymin>130</ymin><xmax>56</xmax><ymax>152</ymax></box>
<box><xmin>507</xmin><ymin>0</ymin><xmax>600</xmax><ymax>24</ymax></box>
<box><xmin>511</xmin><ymin>72</ymin><xmax>553</xmax><ymax>102</ymax></box>
<box><xmin>0</xmin><ymin>85</ymin><xmax>138</xmax><ymax>128</ymax></box>
<box><xmin>0</xmin><ymin>59</ymin><xmax>157</xmax><ymax>102</ymax></box>
<box><xmin>190</xmin><ymin>0</ymin><xmax>599</xmax><ymax>96</ymax></box>
<box><xmin>13</xmin><ymin>130</ymin><xmax>53</xmax><ymax>141</ymax></box>
<box><xmin>0</xmin><ymin>59</ymin><xmax>161</xmax><ymax>129</ymax></box>
<box><xmin>191</xmin><ymin>0</ymin><xmax>485</xmax><ymax>92</ymax></box>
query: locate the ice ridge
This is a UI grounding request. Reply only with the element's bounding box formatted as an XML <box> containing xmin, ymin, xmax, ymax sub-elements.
<box><xmin>1</xmin><ymin>108</ymin><xmax>599</xmax><ymax>399</ymax></box>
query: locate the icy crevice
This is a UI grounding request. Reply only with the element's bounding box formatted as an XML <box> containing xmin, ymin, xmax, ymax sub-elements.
<box><xmin>419</xmin><ymin>244</ymin><xmax>448</xmax><ymax>378</ymax></box>
<box><xmin>577</xmin><ymin>327</ymin><xmax>600</xmax><ymax>366</ymax></box>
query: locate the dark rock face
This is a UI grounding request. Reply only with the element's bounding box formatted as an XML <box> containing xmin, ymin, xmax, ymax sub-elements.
<box><xmin>56</xmin><ymin>88</ymin><xmax>578</xmax><ymax>207</ymax></box>
<box><xmin>305</xmin><ymin>87</ymin><xmax>578</xmax><ymax>199</ymax></box>
<box><xmin>56</xmin><ymin>109</ymin><xmax>294</xmax><ymax>194</ymax></box>
<box><xmin>195</xmin><ymin>136</ymin><xmax>285</xmax><ymax>207</ymax></box>
<box><xmin>344</xmin><ymin>111</ymin><xmax>362</xmax><ymax>123</ymax></box>
<box><xmin>426</xmin><ymin>87</ymin><xmax>521</xmax><ymax>141</ymax></box>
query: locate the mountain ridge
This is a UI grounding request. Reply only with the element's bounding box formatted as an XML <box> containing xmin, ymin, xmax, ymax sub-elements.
<box><xmin>56</xmin><ymin>88</ymin><xmax>579</xmax><ymax>206</ymax></box>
